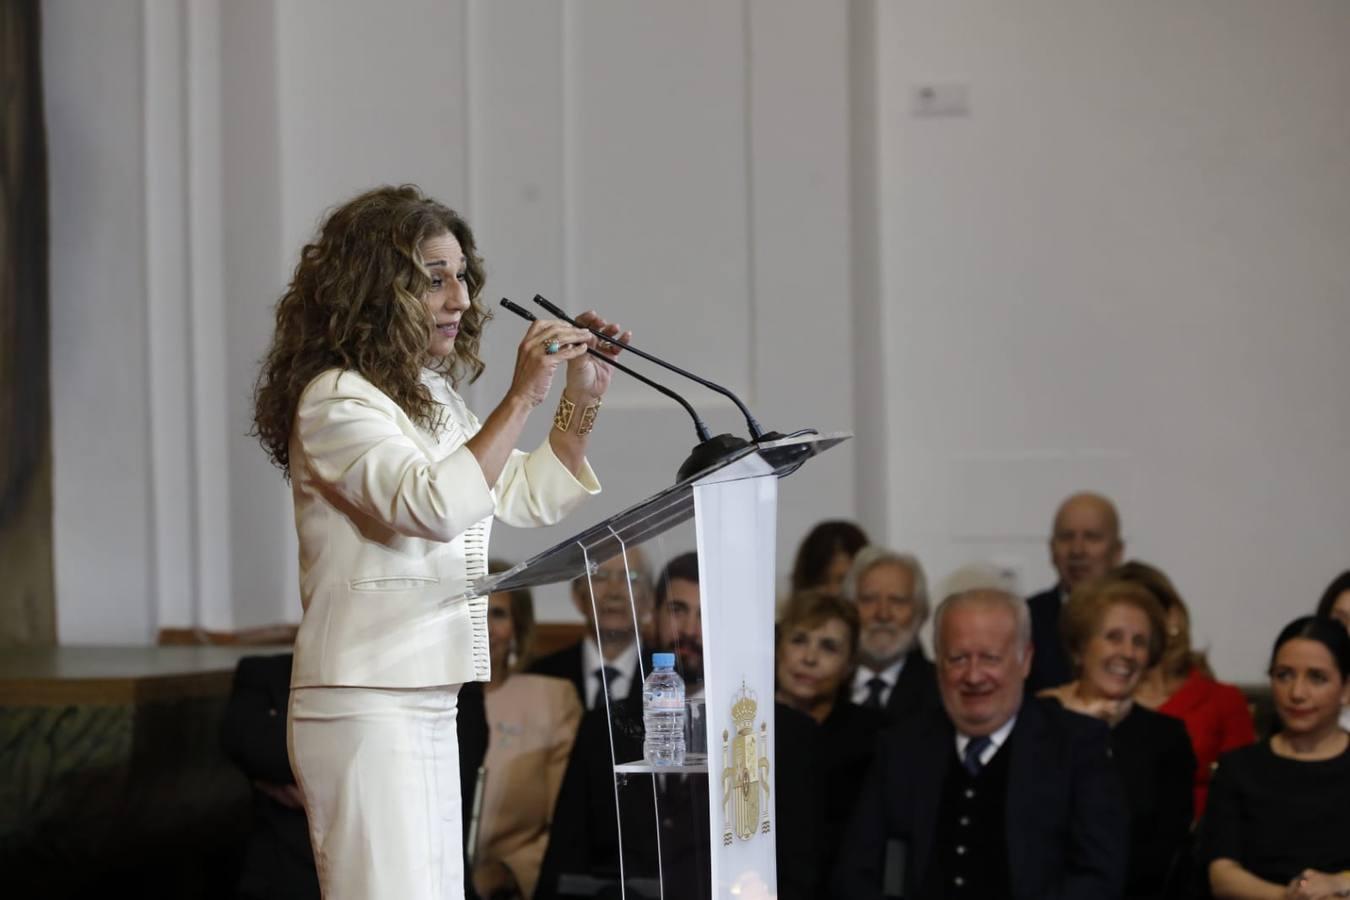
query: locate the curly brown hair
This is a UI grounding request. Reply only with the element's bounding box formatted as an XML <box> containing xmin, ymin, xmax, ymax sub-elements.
<box><xmin>252</xmin><ymin>185</ymin><xmax>490</xmax><ymax>477</ymax></box>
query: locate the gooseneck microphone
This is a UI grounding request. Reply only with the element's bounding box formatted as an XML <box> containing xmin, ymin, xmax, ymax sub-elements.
<box><xmin>531</xmin><ymin>294</ymin><xmax>773</xmax><ymax>442</ymax></box>
<box><xmin>528</xmin><ymin>295</ymin><xmax>785</xmax><ymax>480</ymax></box>
<box><xmin>499</xmin><ymin>298</ymin><xmax>713</xmax><ymax>445</ymax></box>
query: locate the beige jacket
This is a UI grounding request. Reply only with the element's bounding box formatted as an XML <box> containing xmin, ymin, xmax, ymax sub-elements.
<box><xmin>477</xmin><ymin>674</ymin><xmax>583</xmax><ymax>898</ymax></box>
<box><xmin>289</xmin><ymin>369</ymin><xmax>599</xmax><ymax>689</ymax></box>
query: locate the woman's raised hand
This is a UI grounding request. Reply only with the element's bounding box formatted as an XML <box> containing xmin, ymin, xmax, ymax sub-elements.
<box><xmin>564</xmin><ymin>310</ymin><xmax>631</xmax><ymax>403</ymax></box>
<box><xmin>506</xmin><ymin>319</ymin><xmax>592</xmax><ymax>408</ymax></box>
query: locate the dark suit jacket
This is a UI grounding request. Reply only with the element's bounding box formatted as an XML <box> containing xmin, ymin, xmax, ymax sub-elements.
<box><xmin>1027</xmin><ymin>586</ymin><xmax>1074</xmax><ymax>693</ymax></box>
<box><xmin>883</xmin><ymin>650</ymin><xmax>941</xmax><ymax>723</ymax></box>
<box><xmin>458</xmin><ymin>681</ymin><xmax>489</xmax><ymax>900</ymax></box>
<box><xmin>819</xmin><ymin>701</ymin><xmax>888</xmax><ymax>889</ymax></box>
<box><xmin>1110</xmin><ymin>705</ymin><xmax>1195</xmax><ymax>900</ymax></box>
<box><xmin>528</xmin><ymin>641</ymin><xmax>645</xmax><ymax>711</ymax></box>
<box><xmin>832</xmin><ymin>697</ymin><xmax>1128</xmax><ymax>900</ymax></box>
<box><xmin>219</xmin><ymin>654</ymin><xmax>320</xmax><ymax>900</ymax></box>
<box><xmin>536</xmin><ymin>700</ymin><xmax>821</xmax><ymax>900</ymax></box>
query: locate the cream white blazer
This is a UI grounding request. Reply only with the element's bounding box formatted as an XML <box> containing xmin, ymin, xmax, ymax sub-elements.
<box><xmin>288</xmin><ymin>369</ymin><xmax>600</xmax><ymax>689</ymax></box>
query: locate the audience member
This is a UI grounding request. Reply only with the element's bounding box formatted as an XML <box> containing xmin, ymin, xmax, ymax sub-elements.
<box><xmin>653</xmin><ymin>551</ymin><xmax>703</xmax><ymax>693</ymax></box>
<box><xmin>1317</xmin><ymin>571</ymin><xmax>1350</xmax><ymax>629</ymax></box>
<box><xmin>1043</xmin><ymin>579</ymin><xmax>1195</xmax><ymax>899</ymax></box>
<box><xmin>1197</xmin><ymin>616</ymin><xmax>1350</xmax><ymax>899</ymax></box>
<box><xmin>834</xmin><ymin>588</ymin><xmax>1128</xmax><ymax>899</ymax></box>
<box><xmin>1117</xmin><ymin>560</ymin><xmax>1255</xmax><ymax>816</ymax></box>
<box><xmin>790</xmin><ymin>519</ymin><xmax>870</xmax><ymax>594</ymax></box>
<box><xmin>840</xmin><ymin>546</ymin><xmax>940</xmax><ymax>722</ymax></box>
<box><xmin>220</xmin><ymin>654</ymin><xmax>320</xmax><ymax>900</ymax></box>
<box><xmin>538</xmin><ymin>552</ymin><xmax>820</xmax><ymax>900</ymax></box>
<box><xmin>529</xmin><ymin>547</ymin><xmax>653</xmax><ymax>711</ymax></box>
<box><xmin>775</xmin><ymin>590</ymin><xmax>886</xmax><ymax>887</ymax></box>
<box><xmin>473</xmin><ymin>572</ymin><xmax>582</xmax><ymax>900</ymax></box>
<box><xmin>1315</xmin><ymin>570</ymin><xmax>1350</xmax><ymax>733</ymax></box>
<box><xmin>1027</xmin><ymin>492</ymin><xmax>1124</xmax><ymax>693</ymax></box>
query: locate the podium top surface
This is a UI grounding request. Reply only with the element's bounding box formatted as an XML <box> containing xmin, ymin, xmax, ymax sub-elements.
<box><xmin>474</xmin><ymin>431</ymin><xmax>849</xmax><ymax>595</ymax></box>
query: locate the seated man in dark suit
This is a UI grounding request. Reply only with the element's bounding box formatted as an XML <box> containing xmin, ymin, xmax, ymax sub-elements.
<box><xmin>220</xmin><ymin>653</ymin><xmax>320</xmax><ymax>900</ymax></box>
<box><xmin>840</xmin><ymin>546</ymin><xmax>940</xmax><ymax>722</ymax></box>
<box><xmin>221</xmin><ymin>653</ymin><xmax>489</xmax><ymax>900</ymax></box>
<box><xmin>529</xmin><ymin>547</ymin><xmax>654</xmax><ymax>711</ymax></box>
<box><xmin>537</xmin><ymin>552</ymin><xmax>821</xmax><ymax>900</ymax></box>
<box><xmin>833</xmin><ymin>589</ymin><xmax>1128</xmax><ymax>900</ymax></box>
<box><xmin>1026</xmin><ymin>492</ymin><xmax>1124</xmax><ymax>693</ymax></box>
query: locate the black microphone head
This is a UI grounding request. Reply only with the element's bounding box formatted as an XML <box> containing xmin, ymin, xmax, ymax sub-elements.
<box><xmin>499</xmin><ymin>298</ymin><xmax>537</xmax><ymax>321</ymax></box>
<box><xmin>532</xmin><ymin>294</ymin><xmax>573</xmax><ymax>321</ymax></box>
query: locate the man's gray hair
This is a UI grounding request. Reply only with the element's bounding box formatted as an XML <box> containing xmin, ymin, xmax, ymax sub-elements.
<box><xmin>840</xmin><ymin>545</ymin><xmax>931</xmax><ymax>627</ymax></box>
<box><xmin>932</xmin><ymin>588</ymin><xmax>1032</xmax><ymax>661</ymax></box>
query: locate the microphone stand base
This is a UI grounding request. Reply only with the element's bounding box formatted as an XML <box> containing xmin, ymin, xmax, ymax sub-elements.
<box><xmin>676</xmin><ymin>434</ymin><xmax>753</xmax><ymax>483</ymax></box>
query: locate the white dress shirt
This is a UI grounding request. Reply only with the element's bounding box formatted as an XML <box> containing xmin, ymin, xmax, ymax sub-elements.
<box><xmin>955</xmin><ymin>714</ymin><xmax>1018</xmax><ymax>768</ymax></box>
<box><xmin>851</xmin><ymin>656</ymin><xmax>908</xmax><ymax>707</ymax></box>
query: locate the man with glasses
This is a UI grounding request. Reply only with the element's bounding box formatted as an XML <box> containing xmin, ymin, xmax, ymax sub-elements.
<box><xmin>529</xmin><ymin>547</ymin><xmax>653</xmax><ymax>710</ymax></box>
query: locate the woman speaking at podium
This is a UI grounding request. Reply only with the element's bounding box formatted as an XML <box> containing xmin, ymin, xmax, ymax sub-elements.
<box><xmin>252</xmin><ymin>185</ymin><xmax>625</xmax><ymax>900</ymax></box>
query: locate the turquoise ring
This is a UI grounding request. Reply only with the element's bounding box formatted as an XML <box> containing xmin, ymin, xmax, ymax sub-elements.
<box><xmin>543</xmin><ymin>339</ymin><xmax>561</xmax><ymax>355</ymax></box>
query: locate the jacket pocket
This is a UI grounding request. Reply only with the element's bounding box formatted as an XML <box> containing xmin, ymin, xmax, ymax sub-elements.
<box><xmin>348</xmin><ymin>575</ymin><xmax>441</xmax><ymax>592</ymax></box>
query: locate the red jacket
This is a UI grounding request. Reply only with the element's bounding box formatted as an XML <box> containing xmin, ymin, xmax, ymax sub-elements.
<box><xmin>1158</xmin><ymin>669</ymin><xmax>1256</xmax><ymax>817</ymax></box>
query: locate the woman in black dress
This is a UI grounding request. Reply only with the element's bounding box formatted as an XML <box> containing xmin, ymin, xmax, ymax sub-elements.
<box><xmin>774</xmin><ymin>589</ymin><xmax>885</xmax><ymax>892</ymax></box>
<box><xmin>1198</xmin><ymin>615</ymin><xmax>1350</xmax><ymax>900</ymax></box>
<box><xmin>1041</xmin><ymin>578</ymin><xmax>1196</xmax><ymax>900</ymax></box>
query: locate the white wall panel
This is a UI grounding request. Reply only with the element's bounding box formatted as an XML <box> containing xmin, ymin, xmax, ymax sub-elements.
<box><xmin>877</xmin><ymin>0</ymin><xmax>1350</xmax><ymax>680</ymax></box>
<box><xmin>45</xmin><ymin>0</ymin><xmax>157</xmax><ymax>643</ymax></box>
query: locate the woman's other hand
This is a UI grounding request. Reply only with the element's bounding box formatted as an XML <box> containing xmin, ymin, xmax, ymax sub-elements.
<box><xmin>564</xmin><ymin>310</ymin><xmax>630</xmax><ymax>403</ymax></box>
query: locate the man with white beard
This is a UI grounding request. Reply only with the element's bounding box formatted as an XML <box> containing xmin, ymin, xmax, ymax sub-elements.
<box><xmin>841</xmin><ymin>546</ymin><xmax>941</xmax><ymax>723</ymax></box>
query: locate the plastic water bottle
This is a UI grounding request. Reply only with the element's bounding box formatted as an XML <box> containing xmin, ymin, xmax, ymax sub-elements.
<box><xmin>642</xmin><ymin>652</ymin><xmax>686</xmax><ymax>766</ymax></box>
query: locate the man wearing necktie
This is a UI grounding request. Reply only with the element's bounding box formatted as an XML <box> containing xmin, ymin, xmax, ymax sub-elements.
<box><xmin>833</xmin><ymin>589</ymin><xmax>1128</xmax><ymax>900</ymax></box>
<box><xmin>529</xmin><ymin>549</ymin><xmax>654</xmax><ymax>711</ymax></box>
<box><xmin>842</xmin><ymin>547</ymin><xmax>941</xmax><ymax>722</ymax></box>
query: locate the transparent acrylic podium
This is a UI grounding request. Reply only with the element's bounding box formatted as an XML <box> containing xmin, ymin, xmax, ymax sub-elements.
<box><xmin>474</xmin><ymin>432</ymin><xmax>849</xmax><ymax>900</ymax></box>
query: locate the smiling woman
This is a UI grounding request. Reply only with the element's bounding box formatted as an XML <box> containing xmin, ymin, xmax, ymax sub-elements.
<box><xmin>1043</xmin><ymin>579</ymin><xmax>1195</xmax><ymax>900</ymax></box>
<box><xmin>250</xmin><ymin>184</ymin><xmax>629</xmax><ymax>900</ymax></box>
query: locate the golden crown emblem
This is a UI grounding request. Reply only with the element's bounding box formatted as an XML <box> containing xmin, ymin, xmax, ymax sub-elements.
<box><xmin>730</xmin><ymin>682</ymin><xmax>758</xmax><ymax>728</ymax></box>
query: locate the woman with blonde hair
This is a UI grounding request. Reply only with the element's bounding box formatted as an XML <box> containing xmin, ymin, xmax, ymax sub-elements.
<box><xmin>253</xmin><ymin>185</ymin><xmax>625</xmax><ymax>900</ymax></box>
<box><xmin>1043</xmin><ymin>578</ymin><xmax>1195</xmax><ymax>900</ymax></box>
<box><xmin>775</xmin><ymin>590</ymin><xmax>884</xmax><ymax>892</ymax></box>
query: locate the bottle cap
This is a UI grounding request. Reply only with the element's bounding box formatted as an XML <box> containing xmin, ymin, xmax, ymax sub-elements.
<box><xmin>652</xmin><ymin>652</ymin><xmax>676</xmax><ymax>668</ymax></box>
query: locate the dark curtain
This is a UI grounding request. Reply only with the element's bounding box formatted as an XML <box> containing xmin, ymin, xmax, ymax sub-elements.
<box><xmin>0</xmin><ymin>0</ymin><xmax>54</xmax><ymax>645</ymax></box>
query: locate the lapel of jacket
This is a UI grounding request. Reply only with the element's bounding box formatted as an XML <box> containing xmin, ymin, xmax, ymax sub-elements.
<box><xmin>1003</xmin><ymin>699</ymin><xmax>1046</xmax><ymax>892</ymax></box>
<box><xmin>565</xmin><ymin>643</ymin><xmax>588</xmax><ymax>706</ymax></box>
<box><xmin>908</xmin><ymin>713</ymin><xmax>954</xmax><ymax>887</ymax></box>
<box><xmin>885</xmin><ymin>649</ymin><xmax>931</xmax><ymax>719</ymax></box>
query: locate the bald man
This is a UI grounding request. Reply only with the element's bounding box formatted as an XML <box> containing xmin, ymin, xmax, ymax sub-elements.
<box><xmin>1025</xmin><ymin>493</ymin><xmax>1124</xmax><ymax>693</ymax></box>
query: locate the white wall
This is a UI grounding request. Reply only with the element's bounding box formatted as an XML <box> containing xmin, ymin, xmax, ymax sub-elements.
<box><xmin>43</xmin><ymin>1</ymin><xmax>1350</xmax><ymax>670</ymax></box>
<box><xmin>872</xmin><ymin>0</ymin><xmax>1350</xmax><ymax>681</ymax></box>
<box><xmin>43</xmin><ymin>0</ymin><xmax>858</xmax><ymax>636</ymax></box>
<box><xmin>45</xmin><ymin>0</ymin><xmax>157</xmax><ymax>642</ymax></box>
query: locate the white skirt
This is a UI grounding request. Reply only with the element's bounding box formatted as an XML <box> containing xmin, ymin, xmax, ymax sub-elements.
<box><xmin>289</xmin><ymin>684</ymin><xmax>464</xmax><ymax>900</ymax></box>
